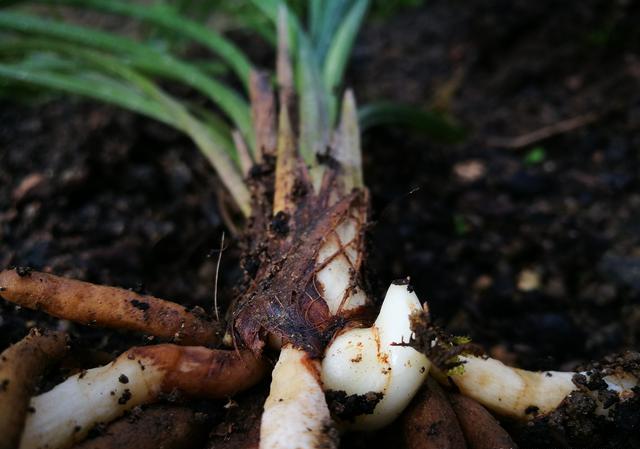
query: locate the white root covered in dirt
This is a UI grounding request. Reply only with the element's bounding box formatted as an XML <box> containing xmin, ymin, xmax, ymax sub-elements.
<box><xmin>443</xmin><ymin>354</ymin><xmax>639</xmax><ymax>420</ymax></box>
<box><xmin>19</xmin><ymin>345</ymin><xmax>265</xmax><ymax>449</ymax></box>
<box><xmin>322</xmin><ymin>282</ymin><xmax>430</xmax><ymax>430</ymax></box>
<box><xmin>20</xmin><ymin>356</ymin><xmax>164</xmax><ymax>449</ymax></box>
<box><xmin>260</xmin><ymin>346</ymin><xmax>338</xmax><ymax>449</ymax></box>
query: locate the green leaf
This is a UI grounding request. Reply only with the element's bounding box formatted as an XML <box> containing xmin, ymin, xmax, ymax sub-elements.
<box><xmin>296</xmin><ymin>31</ymin><xmax>329</xmax><ymax>165</ymax></box>
<box><xmin>34</xmin><ymin>0</ymin><xmax>254</xmax><ymax>87</ymax></box>
<box><xmin>0</xmin><ymin>11</ymin><xmax>255</xmax><ymax>152</ymax></box>
<box><xmin>0</xmin><ymin>47</ymin><xmax>252</xmax><ymax>216</ymax></box>
<box><xmin>0</xmin><ymin>62</ymin><xmax>173</xmax><ymax>125</ymax></box>
<box><xmin>358</xmin><ymin>102</ymin><xmax>467</xmax><ymax>143</ymax></box>
<box><xmin>309</xmin><ymin>0</ymin><xmax>322</xmax><ymax>37</ymax></box>
<box><xmin>311</xmin><ymin>0</ymin><xmax>353</xmax><ymax>64</ymax></box>
<box><xmin>323</xmin><ymin>0</ymin><xmax>369</xmax><ymax>123</ymax></box>
<box><xmin>250</xmin><ymin>0</ymin><xmax>297</xmax><ymax>52</ymax></box>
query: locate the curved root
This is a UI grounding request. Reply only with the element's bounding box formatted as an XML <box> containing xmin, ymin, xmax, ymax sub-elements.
<box><xmin>20</xmin><ymin>345</ymin><xmax>266</xmax><ymax>449</ymax></box>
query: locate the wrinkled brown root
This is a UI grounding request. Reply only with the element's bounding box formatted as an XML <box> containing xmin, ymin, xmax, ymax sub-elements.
<box><xmin>127</xmin><ymin>344</ymin><xmax>268</xmax><ymax>399</ymax></box>
<box><xmin>70</xmin><ymin>406</ymin><xmax>208</xmax><ymax>449</ymax></box>
<box><xmin>449</xmin><ymin>394</ymin><xmax>518</xmax><ymax>449</ymax></box>
<box><xmin>0</xmin><ymin>329</ymin><xmax>68</xmax><ymax>449</ymax></box>
<box><xmin>0</xmin><ymin>269</ymin><xmax>220</xmax><ymax>346</ymax></box>
<box><xmin>403</xmin><ymin>378</ymin><xmax>467</xmax><ymax>449</ymax></box>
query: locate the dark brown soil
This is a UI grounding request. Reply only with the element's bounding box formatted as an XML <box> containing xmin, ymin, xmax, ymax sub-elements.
<box><xmin>1</xmin><ymin>0</ymin><xmax>639</xmax><ymax>448</ymax></box>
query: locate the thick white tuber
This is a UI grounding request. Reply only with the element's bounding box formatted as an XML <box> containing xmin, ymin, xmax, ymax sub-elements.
<box><xmin>322</xmin><ymin>282</ymin><xmax>430</xmax><ymax>430</ymax></box>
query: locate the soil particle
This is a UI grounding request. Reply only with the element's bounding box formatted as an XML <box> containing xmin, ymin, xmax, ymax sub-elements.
<box><xmin>16</xmin><ymin>267</ymin><xmax>32</xmax><ymax>277</ymax></box>
<box><xmin>87</xmin><ymin>422</ymin><xmax>107</xmax><ymax>439</ymax></box>
<box><xmin>130</xmin><ymin>299</ymin><xmax>150</xmax><ymax>311</ymax></box>
<box><xmin>325</xmin><ymin>390</ymin><xmax>384</xmax><ymax>422</ymax></box>
<box><xmin>270</xmin><ymin>211</ymin><xmax>290</xmax><ymax>236</ymax></box>
<box><xmin>118</xmin><ymin>389</ymin><xmax>132</xmax><ymax>405</ymax></box>
<box><xmin>426</xmin><ymin>421</ymin><xmax>441</xmax><ymax>436</ymax></box>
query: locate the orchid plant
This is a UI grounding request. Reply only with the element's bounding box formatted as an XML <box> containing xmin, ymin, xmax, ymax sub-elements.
<box><xmin>0</xmin><ymin>2</ymin><xmax>637</xmax><ymax>449</ymax></box>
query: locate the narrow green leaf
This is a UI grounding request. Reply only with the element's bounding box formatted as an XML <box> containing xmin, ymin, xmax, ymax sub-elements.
<box><xmin>250</xmin><ymin>0</ymin><xmax>297</xmax><ymax>54</ymax></box>
<box><xmin>309</xmin><ymin>0</ymin><xmax>322</xmax><ymax>39</ymax></box>
<box><xmin>0</xmin><ymin>11</ymin><xmax>255</xmax><ymax>152</ymax></box>
<box><xmin>323</xmin><ymin>0</ymin><xmax>369</xmax><ymax>122</ymax></box>
<box><xmin>296</xmin><ymin>22</ymin><xmax>330</xmax><ymax>167</ymax></box>
<box><xmin>0</xmin><ymin>49</ymin><xmax>252</xmax><ymax>215</ymax></box>
<box><xmin>313</xmin><ymin>0</ymin><xmax>354</xmax><ymax>64</ymax></box>
<box><xmin>0</xmin><ymin>63</ymin><xmax>172</xmax><ymax>126</ymax></box>
<box><xmin>85</xmin><ymin>51</ymin><xmax>252</xmax><ymax>215</ymax></box>
<box><xmin>358</xmin><ymin>102</ymin><xmax>467</xmax><ymax>143</ymax></box>
<box><xmin>35</xmin><ymin>0</ymin><xmax>254</xmax><ymax>87</ymax></box>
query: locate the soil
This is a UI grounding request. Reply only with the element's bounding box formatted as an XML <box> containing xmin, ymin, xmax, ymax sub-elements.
<box><xmin>1</xmin><ymin>0</ymin><xmax>640</xmax><ymax>448</ymax></box>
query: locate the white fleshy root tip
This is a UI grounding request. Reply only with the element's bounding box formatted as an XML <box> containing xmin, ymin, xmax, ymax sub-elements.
<box><xmin>19</xmin><ymin>358</ymin><xmax>164</xmax><ymax>449</ymax></box>
<box><xmin>449</xmin><ymin>355</ymin><xmax>639</xmax><ymax>419</ymax></box>
<box><xmin>321</xmin><ymin>282</ymin><xmax>430</xmax><ymax>430</ymax></box>
<box><xmin>260</xmin><ymin>345</ymin><xmax>338</xmax><ymax>449</ymax></box>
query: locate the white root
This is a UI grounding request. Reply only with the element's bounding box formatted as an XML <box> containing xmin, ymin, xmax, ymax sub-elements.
<box><xmin>20</xmin><ymin>357</ymin><xmax>164</xmax><ymax>449</ymax></box>
<box><xmin>445</xmin><ymin>354</ymin><xmax>639</xmax><ymax>420</ymax></box>
<box><xmin>259</xmin><ymin>346</ymin><xmax>338</xmax><ymax>449</ymax></box>
<box><xmin>322</xmin><ymin>283</ymin><xmax>430</xmax><ymax>430</ymax></box>
<box><xmin>19</xmin><ymin>345</ymin><xmax>264</xmax><ymax>449</ymax></box>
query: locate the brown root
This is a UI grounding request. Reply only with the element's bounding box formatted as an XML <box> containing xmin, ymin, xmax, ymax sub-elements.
<box><xmin>448</xmin><ymin>393</ymin><xmax>518</xmax><ymax>449</ymax></box>
<box><xmin>402</xmin><ymin>377</ymin><xmax>467</xmax><ymax>449</ymax></box>
<box><xmin>127</xmin><ymin>345</ymin><xmax>268</xmax><ymax>399</ymax></box>
<box><xmin>70</xmin><ymin>405</ymin><xmax>208</xmax><ymax>449</ymax></box>
<box><xmin>0</xmin><ymin>329</ymin><xmax>68</xmax><ymax>449</ymax></box>
<box><xmin>0</xmin><ymin>269</ymin><xmax>220</xmax><ymax>346</ymax></box>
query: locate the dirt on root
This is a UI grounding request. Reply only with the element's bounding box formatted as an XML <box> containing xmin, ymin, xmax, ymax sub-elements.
<box><xmin>1</xmin><ymin>0</ymin><xmax>640</xmax><ymax>448</ymax></box>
